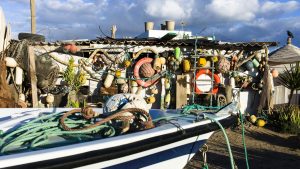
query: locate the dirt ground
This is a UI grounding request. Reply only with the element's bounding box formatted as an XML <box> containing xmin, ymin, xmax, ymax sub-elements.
<box><xmin>184</xmin><ymin>125</ymin><xmax>300</xmax><ymax>169</ymax></box>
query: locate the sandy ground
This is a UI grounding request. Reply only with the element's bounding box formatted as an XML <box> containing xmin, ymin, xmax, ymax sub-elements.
<box><xmin>184</xmin><ymin>125</ymin><xmax>300</xmax><ymax>169</ymax></box>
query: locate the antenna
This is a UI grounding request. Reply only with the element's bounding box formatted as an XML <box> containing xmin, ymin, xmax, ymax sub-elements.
<box><xmin>180</xmin><ymin>19</ymin><xmax>186</xmax><ymax>32</ymax></box>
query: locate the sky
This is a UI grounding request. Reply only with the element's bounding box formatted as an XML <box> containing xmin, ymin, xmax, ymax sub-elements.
<box><xmin>0</xmin><ymin>0</ymin><xmax>300</xmax><ymax>47</ymax></box>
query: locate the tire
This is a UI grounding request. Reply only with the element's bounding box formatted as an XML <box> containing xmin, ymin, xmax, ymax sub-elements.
<box><xmin>18</xmin><ymin>32</ymin><xmax>45</xmax><ymax>42</ymax></box>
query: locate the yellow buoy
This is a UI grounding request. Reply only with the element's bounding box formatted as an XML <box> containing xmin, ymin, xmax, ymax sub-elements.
<box><xmin>250</xmin><ymin>115</ymin><xmax>257</xmax><ymax>124</ymax></box>
<box><xmin>212</xmin><ymin>56</ymin><xmax>218</xmax><ymax>62</ymax></box>
<box><xmin>123</xmin><ymin>60</ymin><xmax>131</xmax><ymax>68</ymax></box>
<box><xmin>115</xmin><ymin>70</ymin><xmax>122</xmax><ymax>78</ymax></box>
<box><xmin>183</xmin><ymin>59</ymin><xmax>191</xmax><ymax>73</ymax></box>
<box><xmin>146</xmin><ymin>96</ymin><xmax>156</xmax><ymax>104</ymax></box>
<box><xmin>153</xmin><ymin>57</ymin><xmax>162</xmax><ymax>71</ymax></box>
<box><xmin>198</xmin><ymin>58</ymin><xmax>207</xmax><ymax>67</ymax></box>
<box><xmin>256</xmin><ymin>119</ymin><xmax>266</xmax><ymax>127</ymax></box>
<box><xmin>165</xmin><ymin>79</ymin><xmax>171</xmax><ymax>89</ymax></box>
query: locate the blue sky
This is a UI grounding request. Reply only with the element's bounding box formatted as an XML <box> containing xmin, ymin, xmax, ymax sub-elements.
<box><xmin>0</xmin><ymin>0</ymin><xmax>299</xmax><ymax>47</ymax></box>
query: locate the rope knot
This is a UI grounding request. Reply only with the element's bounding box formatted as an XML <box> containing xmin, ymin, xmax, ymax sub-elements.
<box><xmin>81</xmin><ymin>107</ymin><xmax>96</xmax><ymax>119</ymax></box>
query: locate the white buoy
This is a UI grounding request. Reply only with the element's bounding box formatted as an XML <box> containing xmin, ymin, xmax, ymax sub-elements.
<box><xmin>230</xmin><ymin>77</ymin><xmax>236</xmax><ymax>88</ymax></box>
<box><xmin>5</xmin><ymin>57</ymin><xmax>17</xmax><ymax>67</ymax></box>
<box><xmin>19</xmin><ymin>93</ymin><xmax>25</xmax><ymax>102</ymax></box>
<box><xmin>131</xmin><ymin>81</ymin><xmax>138</xmax><ymax>94</ymax></box>
<box><xmin>104</xmin><ymin>71</ymin><xmax>114</xmax><ymax>88</ymax></box>
<box><xmin>46</xmin><ymin>94</ymin><xmax>55</xmax><ymax>104</ymax></box>
<box><xmin>185</xmin><ymin>74</ymin><xmax>191</xmax><ymax>95</ymax></box>
<box><xmin>15</xmin><ymin>66</ymin><xmax>23</xmax><ymax>85</ymax></box>
<box><xmin>116</xmin><ymin>69</ymin><xmax>126</xmax><ymax>84</ymax></box>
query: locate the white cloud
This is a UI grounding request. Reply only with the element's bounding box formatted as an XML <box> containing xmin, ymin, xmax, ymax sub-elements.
<box><xmin>205</xmin><ymin>0</ymin><xmax>259</xmax><ymax>21</ymax></box>
<box><xmin>144</xmin><ymin>0</ymin><xmax>194</xmax><ymax>20</ymax></box>
<box><xmin>261</xmin><ymin>0</ymin><xmax>299</xmax><ymax>13</ymax></box>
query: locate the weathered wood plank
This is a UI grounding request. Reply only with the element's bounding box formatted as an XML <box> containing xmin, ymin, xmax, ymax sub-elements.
<box><xmin>28</xmin><ymin>46</ymin><xmax>38</xmax><ymax>107</ymax></box>
<box><xmin>176</xmin><ymin>75</ymin><xmax>187</xmax><ymax>108</ymax></box>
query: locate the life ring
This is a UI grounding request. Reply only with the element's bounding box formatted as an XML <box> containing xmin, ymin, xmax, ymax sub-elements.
<box><xmin>134</xmin><ymin>58</ymin><xmax>157</xmax><ymax>88</ymax></box>
<box><xmin>195</xmin><ymin>69</ymin><xmax>220</xmax><ymax>94</ymax></box>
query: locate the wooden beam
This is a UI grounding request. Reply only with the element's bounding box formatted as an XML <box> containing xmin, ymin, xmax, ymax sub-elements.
<box><xmin>28</xmin><ymin>46</ymin><xmax>38</xmax><ymax>107</ymax></box>
<box><xmin>30</xmin><ymin>0</ymin><xmax>36</xmax><ymax>34</ymax></box>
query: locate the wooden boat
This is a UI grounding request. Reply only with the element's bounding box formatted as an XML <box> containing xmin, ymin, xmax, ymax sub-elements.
<box><xmin>0</xmin><ymin>101</ymin><xmax>238</xmax><ymax>169</ymax></box>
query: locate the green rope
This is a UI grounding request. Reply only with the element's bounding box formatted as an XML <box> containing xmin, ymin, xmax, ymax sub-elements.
<box><xmin>204</xmin><ymin>114</ymin><xmax>235</xmax><ymax>169</ymax></box>
<box><xmin>239</xmin><ymin>110</ymin><xmax>250</xmax><ymax>169</ymax></box>
<box><xmin>181</xmin><ymin>104</ymin><xmax>222</xmax><ymax>114</ymax></box>
<box><xmin>0</xmin><ymin>111</ymin><xmax>116</xmax><ymax>154</ymax></box>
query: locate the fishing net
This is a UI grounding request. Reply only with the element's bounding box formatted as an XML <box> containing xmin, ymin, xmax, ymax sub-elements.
<box><xmin>7</xmin><ymin>40</ymin><xmax>60</xmax><ymax>90</ymax></box>
<box><xmin>0</xmin><ymin>52</ymin><xmax>16</xmax><ymax>107</ymax></box>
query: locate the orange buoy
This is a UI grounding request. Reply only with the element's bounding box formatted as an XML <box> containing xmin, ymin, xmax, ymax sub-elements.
<box><xmin>195</xmin><ymin>69</ymin><xmax>220</xmax><ymax>94</ymax></box>
<box><xmin>271</xmin><ymin>69</ymin><xmax>279</xmax><ymax>78</ymax></box>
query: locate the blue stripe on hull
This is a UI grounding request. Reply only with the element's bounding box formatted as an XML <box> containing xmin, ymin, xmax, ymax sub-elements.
<box><xmin>105</xmin><ymin>139</ymin><xmax>206</xmax><ymax>169</ymax></box>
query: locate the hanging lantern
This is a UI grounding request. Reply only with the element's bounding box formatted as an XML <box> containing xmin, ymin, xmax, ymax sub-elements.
<box><xmin>271</xmin><ymin>69</ymin><xmax>279</xmax><ymax>78</ymax></box>
<box><xmin>198</xmin><ymin>58</ymin><xmax>207</xmax><ymax>67</ymax></box>
<box><xmin>183</xmin><ymin>59</ymin><xmax>191</xmax><ymax>73</ymax></box>
<box><xmin>146</xmin><ymin>96</ymin><xmax>156</xmax><ymax>104</ymax></box>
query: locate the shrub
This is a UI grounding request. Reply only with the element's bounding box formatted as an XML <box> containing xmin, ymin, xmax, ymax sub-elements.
<box><xmin>268</xmin><ymin>104</ymin><xmax>300</xmax><ymax>134</ymax></box>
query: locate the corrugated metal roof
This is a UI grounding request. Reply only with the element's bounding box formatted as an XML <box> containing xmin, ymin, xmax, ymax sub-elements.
<box><xmin>269</xmin><ymin>43</ymin><xmax>300</xmax><ymax>65</ymax></box>
<box><xmin>29</xmin><ymin>38</ymin><xmax>278</xmax><ymax>49</ymax></box>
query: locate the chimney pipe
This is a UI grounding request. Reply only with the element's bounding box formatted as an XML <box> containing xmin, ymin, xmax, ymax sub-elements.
<box><xmin>145</xmin><ymin>22</ymin><xmax>154</xmax><ymax>32</ymax></box>
<box><xmin>165</xmin><ymin>20</ymin><xmax>175</xmax><ymax>31</ymax></box>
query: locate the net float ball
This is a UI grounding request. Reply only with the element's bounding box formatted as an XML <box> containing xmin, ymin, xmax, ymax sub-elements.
<box><xmin>244</xmin><ymin>61</ymin><xmax>254</xmax><ymax>71</ymax></box>
<box><xmin>271</xmin><ymin>69</ymin><xmax>279</xmax><ymax>78</ymax></box>
<box><xmin>46</xmin><ymin>94</ymin><xmax>55</xmax><ymax>104</ymax></box>
<box><xmin>69</xmin><ymin>44</ymin><xmax>78</xmax><ymax>54</ymax></box>
<box><xmin>212</xmin><ymin>56</ymin><xmax>218</xmax><ymax>62</ymax></box>
<box><xmin>120</xmin><ymin>83</ymin><xmax>129</xmax><ymax>93</ymax></box>
<box><xmin>123</xmin><ymin>60</ymin><xmax>131</xmax><ymax>68</ymax></box>
<box><xmin>183</xmin><ymin>59</ymin><xmax>191</xmax><ymax>73</ymax></box>
<box><xmin>198</xmin><ymin>58</ymin><xmax>207</xmax><ymax>67</ymax></box>
<box><xmin>256</xmin><ymin>119</ymin><xmax>266</xmax><ymax>127</ymax></box>
<box><xmin>232</xmin><ymin>55</ymin><xmax>238</xmax><ymax>62</ymax></box>
<box><xmin>140</xmin><ymin>63</ymin><xmax>155</xmax><ymax>78</ymax></box>
<box><xmin>151</xmin><ymin>88</ymin><xmax>158</xmax><ymax>94</ymax></box>
<box><xmin>250</xmin><ymin>115</ymin><xmax>257</xmax><ymax>124</ymax></box>
<box><xmin>160</xmin><ymin>57</ymin><xmax>166</xmax><ymax>65</ymax></box>
<box><xmin>216</xmin><ymin>57</ymin><xmax>230</xmax><ymax>73</ymax></box>
<box><xmin>63</xmin><ymin>44</ymin><xmax>71</xmax><ymax>53</ymax></box>
<box><xmin>115</xmin><ymin>70</ymin><xmax>122</xmax><ymax>78</ymax></box>
<box><xmin>146</xmin><ymin>96</ymin><xmax>156</xmax><ymax>104</ymax></box>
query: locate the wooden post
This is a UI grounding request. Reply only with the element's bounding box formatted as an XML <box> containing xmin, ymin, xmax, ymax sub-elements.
<box><xmin>30</xmin><ymin>0</ymin><xmax>36</xmax><ymax>34</ymax></box>
<box><xmin>28</xmin><ymin>46</ymin><xmax>38</xmax><ymax>107</ymax></box>
<box><xmin>176</xmin><ymin>75</ymin><xmax>187</xmax><ymax>108</ymax></box>
<box><xmin>111</xmin><ymin>25</ymin><xmax>117</xmax><ymax>39</ymax></box>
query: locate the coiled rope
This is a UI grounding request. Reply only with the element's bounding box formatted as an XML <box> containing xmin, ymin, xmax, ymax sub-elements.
<box><xmin>60</xmin><ymin>107</ymin><xmax>154</xmax><ymax>131</ymax></box>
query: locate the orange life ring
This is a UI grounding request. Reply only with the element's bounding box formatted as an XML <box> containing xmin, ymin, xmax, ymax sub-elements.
<box><xmin>195</xmin><ymin>69</ymin><xmax>220</xmax><ymax>94</ymax></box>
<box><xmin>134</xmin><ymin>58</ymin><xmax>157</xmax><ymax>88</ymax></box>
